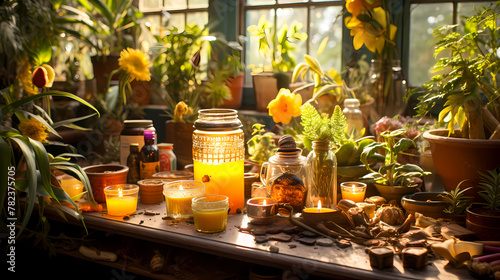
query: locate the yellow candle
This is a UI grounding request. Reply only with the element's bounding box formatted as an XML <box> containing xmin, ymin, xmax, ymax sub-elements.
<box><xmin>104</xmin><ymin>184</ymin><xmax>139</xmax><ymax>216</ymax></box>
<box><xmin>106</xmin><ymin>196</ymin><xmax>137</xmax><ymax>216</ymax></box>
<box><xmin>303</xmin><ymin>207</ymin><xmax>335</xmax><ymax>213</ymax></box>
<box><xmin>194</xmin><ymin>160</ymin><xmax>244</xmax><ymax>214</ymax></box>
<box><xmin>59</xmin><ymin>176</ymin><xmax>84</xmax><ymax>199</ymax></box>
<box><xmin>163</xmin><ymin>180</ymin><xmax>205</xmax><ymax>219</ymax></box>
<box><xmin>340</xmin><ymin>182</ymin><xmax>367</xmax><ymax>203</ymax></box>
<box><xmin>192</xmin><ymin>195</ymin><xmax>229</xmax><ymax>233</ymax></box>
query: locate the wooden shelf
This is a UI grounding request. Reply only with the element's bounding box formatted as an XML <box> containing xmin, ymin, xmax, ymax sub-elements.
<box><xmin>41</xmin><ymin>201</ymin><xmax>475</xmax><ymax>280</ymax></box>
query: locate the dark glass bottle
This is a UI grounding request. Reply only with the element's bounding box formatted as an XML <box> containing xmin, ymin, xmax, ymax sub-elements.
<box><xmin>126</xmin><ymin>143</ymin><xmax>140</xmax><ymax>184</ymax></box>
<box><xmin>140</xmin><ymin>130</ymin><xmax>159</xmax><ymax>180</ymax></box>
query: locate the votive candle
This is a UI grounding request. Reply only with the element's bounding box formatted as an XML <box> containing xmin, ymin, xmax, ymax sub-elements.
<box><xmin>104</xmin><ymin>184</ymin><xmax>139</xmax><ymax>216</ymax></box>
<box><xmin>163</xmin><ymin>180</ymin><xmax>205</xmax><ymax>219</ymax></box>
<box><xmin>246</xmin><ymin>197</ymin><xmax>277</xmax><ymax>225</ymax></box>
<box><xmin>192</xmin><ymin>195</ymin><xmax>229</xmax><ymax>233</ymax></box>
<box><xmin>340</xmin><ymin>182</ymin><xmax>367</xmax><ymax>203</ymax></box>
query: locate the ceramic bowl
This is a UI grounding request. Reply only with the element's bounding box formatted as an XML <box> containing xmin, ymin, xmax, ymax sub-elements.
<box><xmin>401</xmin><ymin>192</ymin><xmax>448</xmax><ymax>218</ymax></box>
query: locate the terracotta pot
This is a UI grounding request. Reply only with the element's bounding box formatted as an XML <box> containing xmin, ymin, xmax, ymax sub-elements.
<box><xmin>252</xmin><ymin>71</ymin><xmax>291</xmax><ymax>112</ymax></box>
<box><xmin>91</xmin><ymin>55</ymin><xmax>120</xmax><ymax>94</ymax></box>
<box><xmin>221</xmin><ymin>72</ymin><xmax>244</xmax><ymax>109</ymax></box>
<box><xmin>137</xmin><ymin>179</ymin><xmax>165</xmax><ymax>204</ymax></box>
<box><xmin>466</xmin><ymin>204</ymin><xmax>500</xmax><ymax>241</ymax></box>
<box><xmin>401</xmin><ymin>192</ymin><xmax>447</xmax><ymax>218</ymax></box>
<box><xmin>374</xmin><ymin>183</ymin><xmax>417</xmax><ymax>206</ymax></box>
<box><xmin>423</xmin><ymin>129</ymin><xmax>500</xmax><ymax>199</ymax></box>
<box><xmin>83</xmin><ymin>164</ymin><xmax>129</xmax><ymax>203</ymax></box>
<box><xmin>165</xmin><ymin>121</ymin><xmax>195</xmax><ymax>169</ymax></box>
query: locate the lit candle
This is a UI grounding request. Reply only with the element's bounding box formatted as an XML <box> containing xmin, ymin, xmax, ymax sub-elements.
<box><xmin>303</xmin><ymin>200</ymin><xmax>335</xmax><ymax>213</ymax></box>
<box><xmin>246</xmin><ymin>197</ymin><xmax>277</xmax><ymax>225</ymax></box>
<box><xmin>163</xmin><ymin>180</ymin><xmax>205</xmax><ymax>219</ymax></box>
<box><xmin>104</xmin><ymin>184</ymin><xmax>139</xmax><ymax>216</ymax></box>
<box><xmin>192</xmin><ymin>195</ymin><xmax>229</xmax><ymax>233</ymax></box>
<box><xmin>340</xmin><ymin>182</ymin><xmax>367</xmax><ymax>203</ymax></box>
<box><xmin>59</xmin><ymin>175</ymin><xmax>84</xmax><ymax>199</ymax></box>
<box><xmin>301</xmin><ymin>200</ymin><xmax>338</xmax><ymax>224</ymax></box>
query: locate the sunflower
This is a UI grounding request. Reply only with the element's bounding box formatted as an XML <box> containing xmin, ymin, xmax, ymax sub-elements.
<box><xmin>18</xmin><ymin>117</ymin><xmax>48</xmax><ymax>142</ymax></box>
<box><xmin>267</xmin><ymin>88</ymin><xmax>302</xmax><ymax>124</ymax></box>
<box><xmin>118</xmin><ymin>48</ymin><xmax>151</xmax><ymax>82</ymax></box>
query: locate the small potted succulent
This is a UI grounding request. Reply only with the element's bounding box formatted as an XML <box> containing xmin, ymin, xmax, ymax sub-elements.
<box><xmin>438</xmin><ymin>181</ymin><xmax>472</xmax><ymax>225</ymax></box>
<box><xmin>360</xmin><ymin>128</ymin><xmax>431</xmax><ymax>205</ymax></box>
<box><xmin>466</xmin><ymin>166</ymin><xmax>500</xmax><ymax>241</ymax></box>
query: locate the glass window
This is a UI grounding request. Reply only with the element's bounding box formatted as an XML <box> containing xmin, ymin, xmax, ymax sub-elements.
<box><xmin>309</xmin><ymin>6</ymin><xmax>343</xmax><ymax>73</ymax></box>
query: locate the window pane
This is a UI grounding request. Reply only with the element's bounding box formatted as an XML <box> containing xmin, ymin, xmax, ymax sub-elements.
<box><xmin>164</xmin><ymin>13</ymin><xmax>186</xmax><ymax>32</ymax></box>
<box><xmin>278</xmin><ymin>0</ymin><xmax>307</xmax><ymax>3</ymax></box>
<box><xmin>188</xmin><ymin>0</ymin><xmax>209</xmax><ymax>9</ymax></box>
<box><xmin>408</xmin><ymin>3</ymin><xmax>453</xmax><ymax>86</ymax></box>
<box><xmin>140</xmin><ymin>0</ymin><xmax>162</xmax><ymax>10</ymax></box>
<box><xmin>143</xmin><ymin>14</ymin><xmax>162</xmax><ymax>36</ymax></box>
<box><xmin>187</xmin><ymin>11</ymin><xmax>208</xmax><ymax>27</ymax></box>
<box><xmin>165</xmin><ymin>0</ymin><xmax>187</xmax><ymax>10</ymax></box>
<box><xmin>246</xmin><ymin>0</ymin><xmax>276</xmax><ymax>6</ymax></box>
<box><xmin>276</xmin><ymin>7</ymin><xmax>308</xmax><ymax>69</ymax></box>
<box><xmin>309</xmin><ymin>6</ymin><xmax>342</xmax><ymax>75</ymax></box>
<box><xmin>245</xmin><ymin>9</ymin><xmax>273</xmax><ymax>86</ymax></box>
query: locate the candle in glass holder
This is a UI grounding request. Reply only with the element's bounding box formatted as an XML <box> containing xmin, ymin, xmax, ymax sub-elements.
<box><xmin>104</xmin><ymin>184</ymin><xmax>139</xmax><ymax>216</ymax></box>
<box><xmin>58</xmin><ymin>174</ymin><xmax>84</xmax><ymax>199</ymax></box>
<box><xmin>163</xmin><ymin>180</ymin><xmax>205</xmax><ymax>219</ymax></box>
<box><xmin>192</xmin><ymin>195</ymin><xmax>229</xmax><ymax>233</ymax></box>
<box><xmin>246</xmin><ymin>197</ymin><xmax>277</xmax><ymax>225</ymax></box>
<box><xmin>340</xmin><ymin>182</ymin><xmax>367</xmax><ymax>203</ymax></box>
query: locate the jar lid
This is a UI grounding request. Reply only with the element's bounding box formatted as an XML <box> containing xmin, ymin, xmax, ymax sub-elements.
<box><xmin>124</xmin><ymin>120</ymin><xmax>153</xmax><ymax>128</ymax></box>
<box><xmin>344</xmin><ymin>98</ymin><xmax>360</xmax><ymax>107</ymax></box>
<box><xmin>158</xmin><ymin>143</ymin><xmax>173</xmax><ymax>149</ymax></box>
<box><xmin>194</xmin><ymin>109</ymin><xmax>242</xmax><ymax>130</ymax></box>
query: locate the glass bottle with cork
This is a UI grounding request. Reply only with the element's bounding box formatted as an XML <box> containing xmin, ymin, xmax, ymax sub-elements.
<box><xmin>140</xmin><ymin>130</ymin><xmax>159</xmax><ymax>180</ymax></box>
<box><xmin>127</xmin><ymin>143</ymin><xmax>141</xmax><ymax>184</ymax></box>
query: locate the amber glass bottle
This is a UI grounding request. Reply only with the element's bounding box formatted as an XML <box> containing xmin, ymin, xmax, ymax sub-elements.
<box><xmin>140</xmin><ymin>130</ymin><xmax>159</xmax><ymax>179</ymax></box>
<box><xmin>127</xmin><ymin>143</ymin><xmax>140</xmax><ymax>184</ymax></box>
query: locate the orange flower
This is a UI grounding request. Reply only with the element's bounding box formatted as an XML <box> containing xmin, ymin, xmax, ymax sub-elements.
<box><xmin>32</xmin><ymin>64</ymin><xmax>55</xmax><ymax>88</ymax></box>
<box><xmin>267</xmin><ymin>89</ymin><xmax>302</xmax><ymax>124</ymax></box>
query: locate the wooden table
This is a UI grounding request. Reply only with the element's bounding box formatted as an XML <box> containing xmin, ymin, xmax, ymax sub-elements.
<box><xmin>45</xmin><ymin>201</ymin><xmax>475</xmax><ymax>280</ymax></box>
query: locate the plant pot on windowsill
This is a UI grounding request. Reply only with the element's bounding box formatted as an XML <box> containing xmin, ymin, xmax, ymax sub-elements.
<box><xmin>221</xmin><ymin>72</ymin><xmax>244</xmax><ymax>109</ymax></box>
<box><xmin>466</xmin><ymin>204</ymin><xmax>500</xmax><ymax>241</ymax></box>
<box><xmin>252</xmin><ymin>71</ymin><xmax>292</xmax><ymax>112</ymax></box>
<box><xmin>91</xmin><ymin>54</ymin><xmax>120</xmax><ymax>94</ymax></box>
<box><xmin>423</xmin><ymin>129</ymin><xmax>500</xmax><ymax>200</ymax></box>
<box><xmin>165</xmin><ymin>120</ymin><xmax>195</xmax><ymax>169</ymax></box>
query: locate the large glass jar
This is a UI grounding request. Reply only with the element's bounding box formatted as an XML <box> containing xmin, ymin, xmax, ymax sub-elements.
<box><xmin>367</xmin><ymin>59</ymin><xmax>406</xmax><ymax>118</ymax></box>
<box><xmin>192</xmin><ymin>109</ymin><xmax>245</xmax><ymax>214</ymax></box>
<box><xmin>260</xmin><ymin>135</ymin><xmax>308</xmax><ymax>216</ymax></box>
<box><xmin>306</xmin><ymin>140</ymin><xmax>337</xmax><ymax>209</ymax></box>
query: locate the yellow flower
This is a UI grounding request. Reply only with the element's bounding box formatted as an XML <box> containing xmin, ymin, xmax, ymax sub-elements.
<box><xmin>267</xmin><ymin>89</ymin><xmax>302</xmax><ymax>124</ymax></box>
<box><xmin>18</xmin><ymin>117</ymin><xmax>48</xmax><ymax>142</ymax></box>
<box><xmin>17</xmin><ymin>60</ymin><xmax>38</xmax><ymax>96</ymax></box>
<box><xmin>118</xmin><ymin>48</ymin><xmax>151</xmax><ymax>82</ymax></box>
<box><xmin>346</xmin><ymin>7</ymin><xmax>397</xmax><ymax>54</ymax></box>
<box><xmin>346</xmin><ymin>0</ymin><xmax>381</xmax><ymax>17</ymax></box>
<box><xmin>174</xmin><ymin>101</ymin><xmax>191</xmax><ymax>123</ymax></box>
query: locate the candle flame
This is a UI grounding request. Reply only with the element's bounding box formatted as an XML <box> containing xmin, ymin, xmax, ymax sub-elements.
<box><xmin>318</xmin><ymin>200</ymin><xmax>322</xmax><ymax>212</ymax></box>
<box><xmin>179</xmin><ymin>185</ymin><xmax>183</xmax><ymax>190</ymax></box>
<box><xmin>118</xmin><ymin>188</ymin><xmax>123</xmax><ymax>198</ymax></box>
<box><xmin>352</xmin><ymin>184</ymin><xmax>355</xmax><ymax>188</ymax></box>
<box><xmin>263</xmin><ymin>199</ymin><xmax>267</xmax><ymax>206</ymax></box>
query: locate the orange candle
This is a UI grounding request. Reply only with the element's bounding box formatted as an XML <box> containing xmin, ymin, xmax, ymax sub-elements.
<box><xmin>163</xmin><ymin>180</ymin><xmax>205</xmax><ymax>219</ymax></box>
<box><xmin>340</xmin><ymin>182</ymin><xmax>367</xmax><ymax>203</ymax></box>
<box><xmin>104</xmin><ymin>184</ymin><xmax>139</xmax><ymax>216</ymax></box>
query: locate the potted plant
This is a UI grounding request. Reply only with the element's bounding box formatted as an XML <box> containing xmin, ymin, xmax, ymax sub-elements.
<box><xmin>247</xmin><ymin>16</ymin><xmax>307</xmax><ymax>111</ymax></box>
<box><xmin>466</xmin><ymin>166</ymin><xmax>500</xmax><ymax>241</ymax></box>
<box><xmin>438</xmin><ymin>180</ymin><xmax>472</xmax><ymax>225</ymax></box>
<box><xmin>409</xmin><ymin>3</ymin><xmax>500</xmax><ymax>195</ymax></box>
<box><xmin>360</xmin><ymin>128</ymin><xmax>431</xmax><ymax>205</ymax></box>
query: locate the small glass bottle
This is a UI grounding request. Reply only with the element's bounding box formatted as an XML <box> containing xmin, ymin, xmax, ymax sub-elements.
<box><xmin>343</xmin><ymin>98</ymin><xmax>364</xmax><ymax>139</ymax></box>
<box><xmin>126</xmin><ymin>143</ymin><xmax>140</xmax><ymax>184</ymax></box>
<box><xmin>306</xmin><ymin>140</ymin><xmax>337</xmax><ymax>209</ymax></box>
<box><xmin>140</xmin><ymin>130</ymin><xmax>159</xmax><ymax>180</ymax></box>
<box><xmin>158</xmin><ymin>143</ymin><xmax>177</xmax><ymax>171</ymax></box>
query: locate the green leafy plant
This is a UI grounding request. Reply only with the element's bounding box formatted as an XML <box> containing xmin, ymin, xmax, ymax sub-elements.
<box><xmin>300</xmin><ymin>103</ymin><xmax>347</xmax><ymax>151</ymax></box>
<box><xmin>247</xmin><ymin>15</ymin><xmax>307</xmax><ymax>73</ymax></box>
<box><xmin>409</xmin><ymin>3</ymin><xmax>500</xmax><ymax>140</ymax></box>
<box><xmin>360</xmin><ymin>128</ymin><xmax>430</xmax><ymax>187</ymax></box>
<box><xmin>246</xmin><ymin>124</ymin><xmax>278</xmax><ymax>165</ymax></box>
<box><xmin>477</xmin><ymin>166</ymin><xmax>500</xmax><ymax>213</ymax></box>
<box><xmin>439</xmin><ymin>180</ymin><xmax>473</xmax><ymax>215</ymax></box>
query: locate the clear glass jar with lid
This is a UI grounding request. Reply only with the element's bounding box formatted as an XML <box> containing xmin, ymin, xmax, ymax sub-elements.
<box><xmin>192</xmin><ymin>109</ymin><xmax>245</xmax><ymax>214</ymax></box>
<box><xmin>260</xmin><ymin>135</ymin><xmax>308</xmax><ymax>216</ymax></box>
